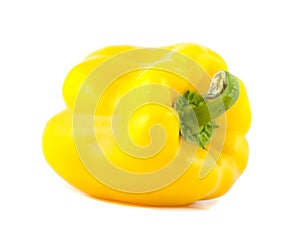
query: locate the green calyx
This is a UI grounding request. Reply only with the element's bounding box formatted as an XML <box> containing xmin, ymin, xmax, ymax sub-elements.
<box><xmin>173</xmin><ymin>71</ymin><xmax>240</xmax><ymax>148</ymax></box>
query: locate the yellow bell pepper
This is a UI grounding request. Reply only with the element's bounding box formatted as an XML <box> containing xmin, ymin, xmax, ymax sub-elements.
<box><xmin>42</xmin><ymin>43</ymin><xmax>251</xmax><ymax>206</ymax></box>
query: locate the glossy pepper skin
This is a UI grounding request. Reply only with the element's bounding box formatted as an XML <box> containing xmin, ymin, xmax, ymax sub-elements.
<box><xmin>42</xmin><ymin>43</ymin><xmax>251</xmax><ymax>206</ymax></box>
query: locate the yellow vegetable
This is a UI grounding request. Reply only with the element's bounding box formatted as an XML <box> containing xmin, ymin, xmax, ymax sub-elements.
<box><xmin>42</xmin><ymin>43</ymin><xmax>251</xmax><ymax>206</ymax></box>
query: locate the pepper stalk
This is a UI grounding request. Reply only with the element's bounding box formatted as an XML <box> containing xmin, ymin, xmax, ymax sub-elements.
<box><xmin>173</xmin><ymin>70</ymin><xmax>240</xmax><ymax>148</ymax></box>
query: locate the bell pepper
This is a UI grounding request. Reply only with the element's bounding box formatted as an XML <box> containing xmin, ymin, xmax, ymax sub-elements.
<box><xmin>42</xmin><ymin>43</ymin><xmax>251</xmax><ymax>206</ymax></box>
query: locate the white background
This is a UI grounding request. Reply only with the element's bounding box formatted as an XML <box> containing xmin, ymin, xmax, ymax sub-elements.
<box><xmin>1</xmin><ymin>0</ymin><xmax>299</xmax><ymax>239</ymax></box>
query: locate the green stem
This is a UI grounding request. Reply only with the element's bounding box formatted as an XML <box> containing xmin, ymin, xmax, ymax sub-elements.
<box><xmin>173</xmin><ymin>71</ymin><xmax>240</xmax><ymax>148</ymax></box>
